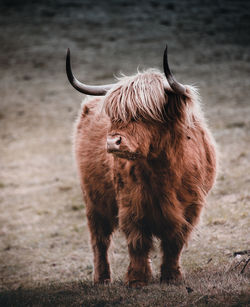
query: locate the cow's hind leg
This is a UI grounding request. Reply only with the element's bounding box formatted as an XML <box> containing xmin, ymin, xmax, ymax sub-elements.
<box><xmin>87</xmin><ymin>210</ymin><xmax>117</xmax><ymax>284</ymax></box>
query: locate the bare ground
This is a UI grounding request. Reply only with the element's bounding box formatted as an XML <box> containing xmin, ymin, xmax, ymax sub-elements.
<box><xmin>0</xmin><ymin>0</ymin><xmax>249</xmax><ymax>305</ymax></box>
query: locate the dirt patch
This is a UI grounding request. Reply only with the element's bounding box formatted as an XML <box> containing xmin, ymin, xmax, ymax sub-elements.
<box><xmin>0</xmin><ymin>0</ymin><xmax>249</xmax><ymax>305</ymax></box>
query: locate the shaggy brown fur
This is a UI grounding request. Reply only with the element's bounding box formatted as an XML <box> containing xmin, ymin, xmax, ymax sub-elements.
<box><xmin>74</xmin><ymin>70</ymin><xmax>217</xmax><ymax>287</ymax></box>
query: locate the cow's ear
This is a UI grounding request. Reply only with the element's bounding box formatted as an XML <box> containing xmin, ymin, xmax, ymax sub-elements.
<box><xmin>162</xmin><ymin>91</ymin><xmax>186</xmax><ymax>123</ymax></box>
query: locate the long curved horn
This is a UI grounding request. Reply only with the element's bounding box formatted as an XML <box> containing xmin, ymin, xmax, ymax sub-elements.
<box><xmin>163</xmin><ymin>44</ymin><xmax>186</xmax><ymax>95</ymax></box>
<box><xmin>66</xmin><ymin>48</ymin><xmax>115</xmax><ymax>96</ymax></box>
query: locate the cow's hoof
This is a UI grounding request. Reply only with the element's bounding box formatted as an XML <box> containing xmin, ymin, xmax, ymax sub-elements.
<box><xmin>128</xmin><ymin>280</ymin><xmax>147</xmax><ymax>288</ymax></box>
<box><xmin>160</xmin><ymin>270</ymin><xmax>183</xmax><ymax>285</ymax></box>
<box><xmin>94</xmin><ymin>278</ymin><xmax>111</xmax><ymax>285</ymax></box>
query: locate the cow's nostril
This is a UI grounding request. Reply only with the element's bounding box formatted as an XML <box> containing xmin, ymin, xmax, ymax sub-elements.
<box><xmin>115</xmin><ymin>137</ymin><xmax>122</xmax><ymax>145</ymax></box>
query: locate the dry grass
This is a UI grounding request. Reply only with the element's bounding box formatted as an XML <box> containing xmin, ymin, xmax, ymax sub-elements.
<box><xmin>0</xmin><ymin>0</ymin><xmax>250</xmax><ymax>305</ymax></box>
<box><xmin>0</xmin><ymin>265</ymin><xmax>249</xmax><ymax>306</ymax></box>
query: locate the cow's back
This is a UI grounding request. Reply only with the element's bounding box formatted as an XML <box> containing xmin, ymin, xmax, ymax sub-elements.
<box><xmin>182</xmin><ymin>123</ymin><xmax>217</xmax><ymax>197</ymax></box>
<box><xmin>74</xmin><ymin>97</ymin><xmax>117</xmax><ymax>218</ymax></box>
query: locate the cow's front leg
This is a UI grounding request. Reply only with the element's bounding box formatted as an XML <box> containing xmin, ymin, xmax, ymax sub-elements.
<box><xmin>160</xmin><ymin>236</ymin><xmax>184</xmax><ymax>284</ymax></box>
<box><xmin>125</xmin><ymin>233</ymin><xmax>152</xmax><ymax>287</ymax></box>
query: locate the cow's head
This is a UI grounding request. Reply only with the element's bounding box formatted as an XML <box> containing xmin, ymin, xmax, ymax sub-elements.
<box><xmin>66</xmin><ymin>45</ymin><xmax>187</xmax><ymax>160</ymax></box>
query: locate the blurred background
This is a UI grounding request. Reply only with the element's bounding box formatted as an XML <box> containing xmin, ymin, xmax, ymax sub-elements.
<box><xmin>0</xmin><ymin>0</ymin><xmax>249</xmax><ymax>291</ymax></box>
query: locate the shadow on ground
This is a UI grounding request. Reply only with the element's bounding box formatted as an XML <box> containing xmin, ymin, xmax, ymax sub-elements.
<box><xmin>0</xmin><ymin>264</ymin><xmax>249</xmax><ymax>307</ymax></box>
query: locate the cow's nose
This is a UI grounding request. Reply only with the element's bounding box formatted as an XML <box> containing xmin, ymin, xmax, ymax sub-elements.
<box><xmin>107</xmin><ymin>136</ymin><xmax>122</xmax><ymax>152</ymax></box>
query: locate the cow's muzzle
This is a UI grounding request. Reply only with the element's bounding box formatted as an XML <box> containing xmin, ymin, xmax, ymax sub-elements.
<box><xmin>107</xmin><ymin>135</ymin><xmax>122</xmax><ymax>153</ymax></box>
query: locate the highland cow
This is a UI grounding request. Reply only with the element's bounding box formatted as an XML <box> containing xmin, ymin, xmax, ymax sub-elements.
<box><xmin>66</xmin><ymin>45</ymin><xmax>217</xmax><ymax>287</ymax></box>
